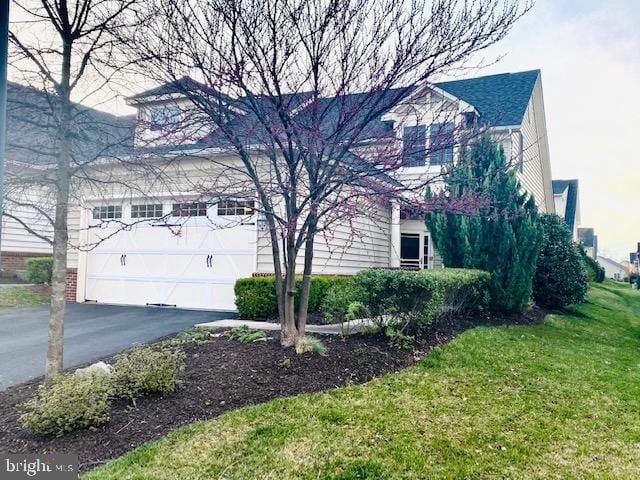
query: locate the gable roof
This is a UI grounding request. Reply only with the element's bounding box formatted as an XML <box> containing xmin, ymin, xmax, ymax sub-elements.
<box><xmin>552</xmin><ymin>179</ymin><xmax>579</xmax><ymax>233</ymax></box>
<box><xmin>436</xmin><ymin>70</ymin><xmax>540</xmax><ymax>127</ymax></box>
<box><xmin>6</xmin><ymin>82</ymin><xmax>135</xmax><ymax>167</ymax></box>
<box><xmin>131</xmin><ymin>70</ymin><xmax>540</xmax><ymax>134</ymax></box>
<box><xmin>597</xmin><ymin>256</ymin><xmax>625</xmax><ymax>270</ymax></box>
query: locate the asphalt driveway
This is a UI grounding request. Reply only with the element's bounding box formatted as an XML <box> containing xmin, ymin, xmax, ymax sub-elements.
<box><xmin>0</xmin><ymin>303</ymin><xmax>236</xmax><ymax>390</ymax></box>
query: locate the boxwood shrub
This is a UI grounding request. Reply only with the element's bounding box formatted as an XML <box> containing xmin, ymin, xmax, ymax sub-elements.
<box><xmin>321</xmin><ymin>268</ymin><xmax>490</xmax><ymax>331</ymax></box>
<box><xmin>113</xmin><ymin>344</ymin><xmax>185</xmax><ymax>399</ymax></box>
<box><xmin>25</xmin><ymin>257</ymin><xmax>53</xmax><ymax>284</ymax></box>
<box><xmin>234</xmin><ymin>275</ymin><xmax>351</xmax><ymax>319</ymax></box>
<box><xmin>20</xmin><ymin>372</ymin><xmax>114</xmax><ymax>435</ymax></box>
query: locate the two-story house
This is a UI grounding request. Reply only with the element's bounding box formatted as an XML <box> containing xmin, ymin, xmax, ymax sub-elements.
<box><xmin>64</xmin><ymin>69</ymin><xmax>554</xmax><ymax>311</ymax></box>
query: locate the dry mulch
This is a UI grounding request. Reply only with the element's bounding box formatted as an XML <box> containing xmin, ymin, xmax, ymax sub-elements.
<box><xmin>0</xmin><ymin>306</ymin><xmax>547</xmax><ymax>472</ymax></box>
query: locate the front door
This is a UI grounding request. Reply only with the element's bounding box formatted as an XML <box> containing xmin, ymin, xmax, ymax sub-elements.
<box><xmin>400</xmin><ymin>233</ymin><xmax>430</xmax><ymax>269</ymax></box>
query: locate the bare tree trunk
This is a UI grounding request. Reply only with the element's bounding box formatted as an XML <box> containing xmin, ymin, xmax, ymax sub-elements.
<box><xmin>45</xmin><ymin>39</ymin><xmax>72</xmax><ymax>382</ymax></box>
<box><xmin>46</xmin><ymin>186</ymin><xmax>69</xmax><ymax>380</ymax></box>
<box><xmin>281</xmin><ymin>233</ymin><xmax>298</xmax><ymax>347</ymax></box>
<box><xmin>296</xmin><ymin>218</ymin><xmax>317</xmax><ymax>338</ymax></box>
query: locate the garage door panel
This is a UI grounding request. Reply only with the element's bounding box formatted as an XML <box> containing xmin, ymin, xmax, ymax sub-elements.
<box><xmin>165</xmin><ymin>281</ymin><xmax>236</xmax><ymax>311</ymax></box>
<box><xmin>84</xmin><ymin>213</ymin><xmax>256</xmax><ymax>311</ymax></box>
<box><xmin>210</xmin><ymin>252</ymin><xmax>255</xmax><ymax>277</ymax></box>
<box><xmin>85</xmin><ymin>279</ymin><xmax>127</xmax><ymax>305</ymax></box>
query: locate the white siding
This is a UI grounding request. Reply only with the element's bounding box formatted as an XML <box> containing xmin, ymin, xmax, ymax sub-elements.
<box><xmin>256</xmin><ymin>203</ymin><xmax>392</xmax><ymax>275</ymax></box>
<box><xmin>1</xmin><ymin>188</ymin><xmax>53</xmax><ymax>254</ymax></box>
<box><xmin>67</xmin><ymin>204</ymin><xmax>82</xmax><ymax>268</ymax></box>
<box><xmin>516</xmin><ymin>75</ymin><xmax>554</xmax><ymax>213</ymax></box>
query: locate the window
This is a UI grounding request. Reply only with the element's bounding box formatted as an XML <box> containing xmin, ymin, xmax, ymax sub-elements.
<box><xmin>218</xmin><ymin>200</ymin><xmax>255</xmax><ymax>216</ymax></box>
<box><xmin>93</xmin><ymin>205</ymin><xmax>122</xmax><ymax>220</ymax></box>
<box><xmin>423</xmin><ymin>235</ymin><xmax>429</xmax><ymax>270</ymax></box>
<box><xmin>131</xmin><ymin>204</ymin><xmax>163</xmax><ymax>219</ymax></box>
<box><xmin>402</xmin><ymin>125</ymin><xmax>427</xmax><ymax>167</ymax></box>
<box><xmin>428</xmin><ymin>122</ymin><xmax>455</xmax><ymax>165</ymax></box>
<box><xmin>171</xmin><ymin>202</ymin><xmax>207</xmax><ymax>217</ymax></box>
<box><xmin>148</xmin><ymin>105</ymin><xmax>181</xmax><ymax>130</ymax></box>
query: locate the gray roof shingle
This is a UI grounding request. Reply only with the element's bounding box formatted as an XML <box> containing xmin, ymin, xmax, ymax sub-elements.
<box><xmin>436</xmin><ymin>70</ymin><xmax>540</xmax><ymax>127</ymax></box>
<box><xmin>6</xmin><ymin>82</ymin><xmax>135</xmax><ymax>166</ymax></box>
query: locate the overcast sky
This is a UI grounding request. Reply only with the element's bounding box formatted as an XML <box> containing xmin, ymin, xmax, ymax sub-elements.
<box><xmin>462</xmin><ymin>0</ymin><xmax>640</xmax><ymax>262</ymax></box>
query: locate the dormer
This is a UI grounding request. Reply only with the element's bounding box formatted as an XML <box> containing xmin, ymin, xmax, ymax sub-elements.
<box><xmin>126</xmin><ymin>77</ymin><xmax>236</xmax><ymax>150</ymax></box>
<box><xmin>381</xmin><ymin>85</ymin><xmax>478</xmax><ymax>170</ymax></box>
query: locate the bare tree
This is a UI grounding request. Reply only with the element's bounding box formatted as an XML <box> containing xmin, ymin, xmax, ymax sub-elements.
<box><xmin>7</xmin><ymin>0</ymin><xmax>140</xmax><ymax>381</ymax></box>
<box><xmin>120</xmin><ymin>0</ymin><xmax>531</xmax><ymax>347</ymax></box>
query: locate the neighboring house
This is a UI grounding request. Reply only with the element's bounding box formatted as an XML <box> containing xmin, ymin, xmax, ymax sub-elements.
<box><xmin>597</xmin><ymin>256</ymin><xmax>626</xmax><ymax>281</ymax></box>
<box><xmin>552</xmin><ymin>179</ymin><xmax>580</xmax><ymax>241</ymax></box>
<box><xmin>2</xmin><ymin>82</ymin><xmax>133</xmax><ymax>275</ymax></box>
<box><xmin>63</xmin><ymin>69</ymin><xmax>555</xmax><ymax>311</ymax></box>
<box><xmin>578</xmin><ymin>227</ymin><xmax>598</xmax><ymax>259</ymax></box>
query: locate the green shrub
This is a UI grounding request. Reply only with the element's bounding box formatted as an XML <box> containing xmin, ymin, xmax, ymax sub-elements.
<box><xmin>25</xmin><ymin>257</ymin><xmax>53</xmax><ymax>284</ymax></box>
<box><xmin>320</xmin><ymin>279</ymin><xmax>369</xmax><ymax>324</ymax></box>
<box><xmin>295</xmin><ymin>335</ymin><xmax>327</xmax><ymax>356</ymax></box>
<box><xmin>224</xmin><ymin>325</ymin><xmax>268</xmax><ymax>343</ymax></box>
<box><xmin>234</xmin><ymin>275</ymin><xmax>351</xmax><ymax>319</ymax></box>
<box><xmin>385</xmin><ymin>325</ymin><xmax>415</xmax><ymax>349</ymax></box>
<box><xmin>20</xmin><ymin>372</ymin><xmax>113</xmax><ymax>435</ymax></box>
<box><xmin>533</xmin><ymin>215</ymin><xmax>588</xmax><ymax>308</ymax></box>
<box><xmin>352</xmin><ymin>268</ymin><xmax>490</xmax><ymax>334</ymax></box>
<box><xmin>579</xmin><ymin>247</ymin><xmax>605</xmax><ymax>283</ymax></box>
<box><xmin>113</xmin><ymin>344</ymin><xmax>185</xmax><ymax>399</ymax></box>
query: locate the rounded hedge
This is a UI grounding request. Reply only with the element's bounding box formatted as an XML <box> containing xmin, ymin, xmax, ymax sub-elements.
<box><xmin>234</xmin><ymin>275</ymin><xmax>351</xmax><ymax>319</ymax></box>
<box><xmin>533</xmin><ymin>214</ymin><xmax>588</xmax><ymax>308</ymax></box>
<box><xmin>25</xmin><ymin>257</ymin><xmax>53</xmax><ymax>284</ymax></box>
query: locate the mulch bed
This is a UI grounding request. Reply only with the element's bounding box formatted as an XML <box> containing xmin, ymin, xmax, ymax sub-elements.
<box><xmin>0</xmin><ymin>331</ymin><xmax>416</xmax><ymax>471</ymax></box>
<box><xmin>0</xmin><ymin>306</ymin><xmax>547</xmax><ymax>472</ymax></box>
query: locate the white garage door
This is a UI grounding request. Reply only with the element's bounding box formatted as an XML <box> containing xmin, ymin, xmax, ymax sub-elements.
<box><xmin>84</xmin><ymin>201</ymin><xmax>256</xmax><ymax>311</ymax></box>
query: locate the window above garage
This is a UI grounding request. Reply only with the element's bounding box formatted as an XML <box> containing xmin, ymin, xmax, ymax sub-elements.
<box><xmin>131</xmin><ymin>204</ymin><xmax>163</xmax><ymax>218</ymax></box>
<box><xmin>93</xmin><ymin>205</ymin><xmax>122</xmax><ymax>220</ymax></box>
<box><xmin>171</xmin><ymin>202</ymin><xmax>208</xmax><ymax>217</ymax></box>
<box><xmin>217</xmin><ymin>200</ymin><xmax>255</xmax><ymax>216</ymax></box>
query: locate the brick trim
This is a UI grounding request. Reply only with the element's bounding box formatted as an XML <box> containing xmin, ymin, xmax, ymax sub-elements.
<box><xmin>66</xmin><ymin>268</ymin><xmax>78</xmax><ymax>302</ymax></box>
<box><xmin>1</xmin><ymin>251</ymin><xmax>51</xmax><ymax>272</ymax></box>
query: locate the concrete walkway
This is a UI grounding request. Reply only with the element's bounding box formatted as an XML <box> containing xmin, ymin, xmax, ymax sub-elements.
<box><xmin>196</xmin><ymin>317</ymin><xmax>377</xmax><ymax>335</ymax></box>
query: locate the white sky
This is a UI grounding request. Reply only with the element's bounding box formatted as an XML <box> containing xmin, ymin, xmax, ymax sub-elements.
<box><xmin>458</xmin><ymin>0</ymin><xmax>640</xmax><ymax>262</ymax></box>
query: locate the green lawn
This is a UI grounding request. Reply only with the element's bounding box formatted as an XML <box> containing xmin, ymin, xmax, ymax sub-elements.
<box><xmin>0</xmin><ymin>285</ymin><xmax>50</xmax><ymax>307</ymax></box>
<box><xmin>86</xmin><ymin>282</ymin><xmax>640</xmax><ymax>479</ymax></box>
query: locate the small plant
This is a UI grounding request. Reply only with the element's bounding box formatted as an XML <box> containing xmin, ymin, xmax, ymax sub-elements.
<box><xmin>113</xmin><ymin>344</ymin><xmax>185</xmax><ymax>400</ymax></box>
<box><xmin>278</xmin><ymin>357</ymin><xmax>291</xmax><ymax>369</ymax></box>
<box><xmin>385</xmin><ymin>326</ymin><xmax>414</xmax><ymax>350</ymax></box>
<box><xmin>320</xmin><ymin>280</ymin><xmax>367</xmax><ymax>324</ymax></box>
<box><xmin>183</xmin><ymin>327</ymin><xmax>208</xmax><ymax>344</ymax></box>
<box><xmin>20</xmin><ymin>372</ymin><xmax>113</xmax><ymax>436</ymax></box>
<box><xmin>295</xmin><ymin>336</ymin><xmax>327</xmax><ymax>356</ymax></box>
<box><xmin>224</xmin><ymin>325</ymin><xmax>268</xmax><ymax>343</ymax></box>
<box><xmin>25</xmin><ymin>257</ymin><xmax>53</xmax><ymax>284</ymax></box>
<box><xmin>353</xmin><ymin>345</ymin><xmax>367</xmax><ymax>356</ymax></box>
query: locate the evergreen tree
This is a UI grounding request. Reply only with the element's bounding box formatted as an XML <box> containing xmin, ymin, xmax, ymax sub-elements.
<box><xmin>425</xmin><ymin>135</ymin><xmax>542</xmax><ymax>312</ymax></box>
